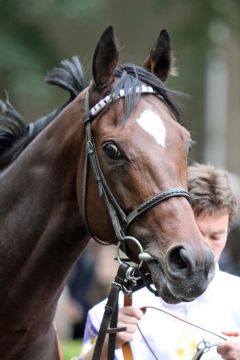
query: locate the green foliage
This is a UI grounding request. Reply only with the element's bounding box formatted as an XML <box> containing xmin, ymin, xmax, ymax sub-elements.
<box><xmin>0</xmin><ymin>0</ymin><xmax>105</xmax><ymax>19</ymax></box>
<box><xmin>61</xmin><ymin>339</ymin><xmax>82</xmax><ymax>360</ymax></box>
<box><xmin>0</xmin><ymin>0</ymin><xmax>105</xmax><ymax>117</ymax></box>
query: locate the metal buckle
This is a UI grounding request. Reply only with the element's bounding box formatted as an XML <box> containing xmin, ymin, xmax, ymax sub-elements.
<box><xmin>192</xmin><ymin>339</ymin><xmax>218</xmax><ymax>360</ymax></box>
<box><xmin>116</xmin><ymin>236</ymin><xmax>154</xmax><ymax>295</ymax></box>
<box><xmin>116</xmin><ymin>236</ymin><xmax>153</xmax><ymax>269</ymax></box>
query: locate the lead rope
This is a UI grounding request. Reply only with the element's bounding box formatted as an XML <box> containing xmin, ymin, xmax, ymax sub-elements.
<box><xmin>92</xmin><ymin>263</ymin><xmax>137</xmax><ymax>360</ymax></box>
<box><xmin>136</xmin><ymin>305</ymin><xmax>227</xmax><ymax>360</ymax></box>
<box><xmin>141</xmin><ymin>306</ymin><xmax>226</xmax><ymax>341</ymax></box>
<box><xmin>92</xmin><ymin>236</ymin><xmax>150</xmax><ymax>360</ymax></box>
<box><xmin>122</xmin><ymin>294</ymin><xmax>134</xmax><ymax>360</ymax></box>
<box><xmin>136</xmin><ymin>324</ymin><xmax>158</xmax><ymax>360</ymax></box>
<box><xmin>53</xmin><ymin>322</ymin><xmax>64</xmax><ymax>360</ymax></box>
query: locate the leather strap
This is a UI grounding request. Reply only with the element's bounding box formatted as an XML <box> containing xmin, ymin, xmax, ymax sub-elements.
<box><xmin>122</xmin><ymin>294</ymin><xmax>133</xmax><ymax>360</ymax></box>
<box><xmin>53</xmin><ymin>322</ymin><xmax>64</xmax><ymax>360</ymax></box>
<box><xmin>92</xmin><ymin>264</ymin><xmax>129</xmax><ymax>360</ymax></box>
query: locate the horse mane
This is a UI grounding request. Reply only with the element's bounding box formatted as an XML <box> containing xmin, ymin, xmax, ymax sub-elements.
<box><xmin>45</xmin><ymin>56</ymin><xmax>86</xmax><ymax>99</ymax></box>
<box><xmin>114</xmin><ymin>64</ymin><xmax>181</xmax><ymax>123</ymax></box>
<box><xmin>0</xmin><ymin>56</ymin><xmax>86</xmax><ymax>169</ymax></box>
<box><xmin>0</xmin><ymin>96</ymin><xmax>26</xmax><ymax>156</ymax></box>
<box><xmin>0</xmin><ymin>60</ymin><xmax>181</xmax><ymax>169</ymax></box>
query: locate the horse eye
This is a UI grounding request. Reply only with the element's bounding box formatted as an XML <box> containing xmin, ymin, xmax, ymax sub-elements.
<box><xmin>103</xmin><ymin>142</ymin><xmax>122</xmax><ymax>160</ymax></box>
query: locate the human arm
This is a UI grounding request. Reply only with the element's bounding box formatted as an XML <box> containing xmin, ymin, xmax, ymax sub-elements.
<box><xmin>114</xmin><ymin>306</ymin><xmax>144</xmax><ymax>348</ymax></box>
<box><xmin>80</xmin><ymin>306</ymin><xmax>144</xmax><ymax>359</ymax></box>
<box><xmin>217</xmin><ymin>331</ymin><xmax>240</xmax><ymax>359</ymax></box>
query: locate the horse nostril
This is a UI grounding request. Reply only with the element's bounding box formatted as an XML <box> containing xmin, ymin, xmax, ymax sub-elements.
<box><xmin>167</xmin><ymin>246</ymin><xmax>193</xmax><ymax>275</ymax></box>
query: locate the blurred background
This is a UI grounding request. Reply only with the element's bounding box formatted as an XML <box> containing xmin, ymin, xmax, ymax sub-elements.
<box><xmin>1</xmin><ymin>0</ymin><xmax>240</xmax><ymax>357</ymax></box>
<box><xmin>1</xmin><ymin>0</ymin><xmax>240</xmax><ymax>170</ymax></box>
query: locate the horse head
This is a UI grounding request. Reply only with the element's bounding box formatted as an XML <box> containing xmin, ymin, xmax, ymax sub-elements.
<box><xmin>77</xmin><ymin>26</ymin><xmax>215</xmax><ymax>304</ymax></box>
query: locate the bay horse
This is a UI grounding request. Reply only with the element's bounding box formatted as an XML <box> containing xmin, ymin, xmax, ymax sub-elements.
<box><xmin>0</xmin><ymin>27</ymin><xmax>215</xmax><ymax>360</ymax></box>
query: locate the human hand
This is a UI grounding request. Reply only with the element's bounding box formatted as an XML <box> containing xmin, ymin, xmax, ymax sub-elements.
<box><xmin>115</xmin><ymin>306</ymin><xmax>145</xmax><ymax>348</ymax></box>
<box><xmin>217</xmin><ymin>331</ymin><xmax>240</xmax><ymax>359</ymax></box>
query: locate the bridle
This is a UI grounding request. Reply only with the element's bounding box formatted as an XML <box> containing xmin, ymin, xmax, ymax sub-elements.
<box><xmin>82</xmin><ymin>83</ymin><xmax>192</xmax><ymax>360</ymax></box>
<box><xmin>82</xmin><ymin>83</ymin><xmax>191</xmax><ymax>248</ymax></box>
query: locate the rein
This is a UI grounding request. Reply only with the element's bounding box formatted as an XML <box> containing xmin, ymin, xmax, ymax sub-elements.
<box><xmin>82</xmin><ymin>84</ymin><xmax>192</xmax><ymax>360</ymax></box>
<box><xmin>91</xmin><ymin>262</ymin><xmax>147</xmax><ymax>360</ymax></box>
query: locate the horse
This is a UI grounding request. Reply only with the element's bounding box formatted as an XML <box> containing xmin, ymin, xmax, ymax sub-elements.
<box><xmin>0</xmin><ymin>26</ymin><xmax>215</xmax><ymax>360</ymax></box>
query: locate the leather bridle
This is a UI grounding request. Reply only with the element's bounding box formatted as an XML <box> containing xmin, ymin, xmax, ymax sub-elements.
<box><xmin>82</xmin><ymin>84</ymin><xmax>192</xmax><ymax>360</ymax></box>
<box><xmin>82</xmin><ymin>84</ymin><xmax>191</xmax><ymax>248</ymax></box>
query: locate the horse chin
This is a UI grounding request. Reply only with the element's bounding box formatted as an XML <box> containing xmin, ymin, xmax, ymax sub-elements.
<box><xmin>146</xmin><ymin>261</ymin><xmax>195</xmax><ymax>304</ymax></box>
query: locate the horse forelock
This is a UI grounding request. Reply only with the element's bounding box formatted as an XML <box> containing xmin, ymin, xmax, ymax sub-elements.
<box><xmin>113</xmin><ymin>64</ymin><xmax>181</xmax><ymax>124</ymax></box>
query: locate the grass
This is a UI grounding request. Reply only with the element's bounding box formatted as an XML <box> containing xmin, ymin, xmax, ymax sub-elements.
<box><xmin>61</xmin><ymin>339</ymin><xmax>82</xmax><ymax>360</ymax></box>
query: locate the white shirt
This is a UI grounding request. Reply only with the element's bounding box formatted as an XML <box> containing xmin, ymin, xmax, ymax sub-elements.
<box><xmin>82</xmin><ymin>266</ymin><xmax>240</xmax><ymax>360</ymax></box>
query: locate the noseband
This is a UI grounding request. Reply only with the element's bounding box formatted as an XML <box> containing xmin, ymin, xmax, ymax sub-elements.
<box><xmin>82</xmin><ymin>84</ymin><xmax>191</xmax><ymax>252</ymax></box>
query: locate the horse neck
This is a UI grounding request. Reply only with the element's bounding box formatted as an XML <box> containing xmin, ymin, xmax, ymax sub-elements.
<box><xmin>0</xmin><ymin>94</ymin><xmax>90</xmax><ymax>326</ymax></box>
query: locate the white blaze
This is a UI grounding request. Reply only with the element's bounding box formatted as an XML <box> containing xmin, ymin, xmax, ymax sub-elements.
<box><xmin>136</xmin><ymin>110</ymin><xmax>166</xmax><ymax>147</ymax></box>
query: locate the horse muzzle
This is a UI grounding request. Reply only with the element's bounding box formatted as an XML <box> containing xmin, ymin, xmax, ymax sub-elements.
<box><xmin>146</xmin><ymin>244</ymin><xmax>215</xmax><ymax>303</ymax></box>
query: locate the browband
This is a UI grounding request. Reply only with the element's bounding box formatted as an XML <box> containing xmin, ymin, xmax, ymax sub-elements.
<box><xmin>84</xmin><ymin>84</ymin><xmax>157</xmax><ymax>122</ymax></box>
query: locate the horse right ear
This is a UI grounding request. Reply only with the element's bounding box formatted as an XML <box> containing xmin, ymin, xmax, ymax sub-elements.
<box><xmin>144</xmin><ymin>29</ymin><xmax>176</xmax><ymax>82</ymax></box>
<box><xmin>92</xmin><ymin>26</ymin><xmax>119</xmax><ymax>89</ymax></box>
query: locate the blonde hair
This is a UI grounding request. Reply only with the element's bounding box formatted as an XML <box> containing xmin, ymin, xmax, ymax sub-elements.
<box><xmin>188</xmin><ymin>163</ymin><xmax>238</xmax><ymax>224</ymax></box>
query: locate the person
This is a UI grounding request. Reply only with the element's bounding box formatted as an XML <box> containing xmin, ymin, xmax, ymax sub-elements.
<box><xmin>217</xmin><ymin>172</ymin><xmax>240</xmax><ymax>276</ymax></box>
<box><xmin>78</xmin><ymin>163</ymin><xmax>240</xmax><ymax>360</ymax></box>
<box><xmin>219</xmin><ymin>221</ymin><xmax>240</xmax><ymax>276</ymax></box>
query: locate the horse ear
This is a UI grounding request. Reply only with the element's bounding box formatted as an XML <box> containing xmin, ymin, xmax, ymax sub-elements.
<box><xmin>92</xmin><ymin>26</ymin><xmax>119</xmax><ymax>88</ymax></box>
<box><xmin>144</xmin><ymin>29</ymin><xmax>175</xmax><ymax>82</ymax></box>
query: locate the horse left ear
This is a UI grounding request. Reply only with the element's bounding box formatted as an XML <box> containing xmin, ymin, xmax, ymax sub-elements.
<box><xmin>144</xmin><ymin>29</ymin><xmax>175</xmax><ymax>82</ymax></box>
<box><xmin>92</xmin><ymin>26</ymin><xmax>119</xmax><ymax>88</ymax></box>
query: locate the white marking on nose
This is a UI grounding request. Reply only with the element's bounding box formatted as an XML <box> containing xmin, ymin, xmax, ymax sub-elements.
<box><xmin>136</xmin><ymin>110</ymin><xmax>166</xmax><ymax>147</ymax></box>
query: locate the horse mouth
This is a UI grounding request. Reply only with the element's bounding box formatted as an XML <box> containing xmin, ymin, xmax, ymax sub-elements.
<box><xmin>146</xmin><ymin>260</ymin><xmax>197</xmax><ymax>304</ymax></box>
